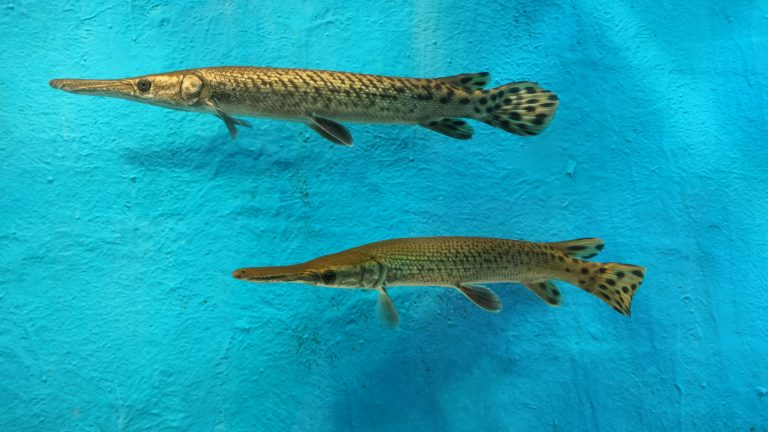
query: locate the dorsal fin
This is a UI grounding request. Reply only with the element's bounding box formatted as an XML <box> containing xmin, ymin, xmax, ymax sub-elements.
<box><xmin>547</xmin><ymin>238</ymin><xmax>605</xmax><ymax>259</ymax></box>
<box><xmin>434</xmin><ymin>72</ymin><xmax>490</xmax><ymax>91</ymax></box>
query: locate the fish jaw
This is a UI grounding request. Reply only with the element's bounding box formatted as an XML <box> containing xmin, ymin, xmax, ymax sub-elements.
<box><xmin>232</xmin><ymin>264</ymin><xmax>319</xmax><ymax>284</ymax></box>
<box><xmin>49</xmin><ymin>78</ymin><xmax>137</xmax><ymax>99</ymax></box>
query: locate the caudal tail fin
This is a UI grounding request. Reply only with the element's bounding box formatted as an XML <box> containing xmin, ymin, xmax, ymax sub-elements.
<box><xmin>576</xmin><ymin>262</ymin><xmax>646</xmax><ymax>316</ymax></box>
<box><xmin>478</xmin><ymin>81</ymin><xmax>559</xmax><ymax>136</ymax></box>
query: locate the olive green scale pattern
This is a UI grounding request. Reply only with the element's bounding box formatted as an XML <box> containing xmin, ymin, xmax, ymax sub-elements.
<box><xmin>194</xmin><ymin>67</ymin><xmax>474</xmax><ymax>123</ymax></box>
<box><xmin>350</xmin><ymin>237</ymin><xmax>566</xmax><ymax>286</ymax></box>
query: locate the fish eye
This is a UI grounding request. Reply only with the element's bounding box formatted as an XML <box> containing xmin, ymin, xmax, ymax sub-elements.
<box><xmin>137</xmin><ymin>79</ymin><xmax>152</xmax><ymax>92</ymax></box>
<box><xmin>321</xmin><ymin>270</ymin><xmax>337</xmax><ymax>284</ymax></box>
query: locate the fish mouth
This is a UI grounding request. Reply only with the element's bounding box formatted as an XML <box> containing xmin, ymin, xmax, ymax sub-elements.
<box><xmin>49</xmin><ymin>78</ymin><xmax>135</xmax><ymax>97</ymax></box>
<box><xmin>232</xmin><ymin>265</ymin><xmax>316</xmax><ymax>283</ymax></box>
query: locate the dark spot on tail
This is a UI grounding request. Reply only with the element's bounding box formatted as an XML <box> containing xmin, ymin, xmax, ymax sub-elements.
<box><xmin>532</xmin><ymin>113</ymin><xmax>549</xmax><ymax>126</ymax></box>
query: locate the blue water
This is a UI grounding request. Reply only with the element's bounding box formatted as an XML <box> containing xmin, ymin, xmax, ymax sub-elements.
<box><xmin>2</xmin><ymin>1</ymin><xmax>767</xmax><ymax>431</ymax></box>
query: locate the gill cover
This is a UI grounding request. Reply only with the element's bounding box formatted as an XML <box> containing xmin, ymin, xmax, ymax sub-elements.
<box><xmin>181</xmin><ymin>74</ymin><xmax>203</xmax><ymax>105</ymax></box>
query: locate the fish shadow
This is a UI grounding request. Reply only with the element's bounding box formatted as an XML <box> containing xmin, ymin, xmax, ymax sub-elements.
<box><xmin>119</xmin><ymin>125</ymin><xmax>315</xmax><ymax>177</ymax></box>
<box><xmin>119</xmin><ymin>122</ymin><xmax>418</xmax><ymax>179</ymax></box>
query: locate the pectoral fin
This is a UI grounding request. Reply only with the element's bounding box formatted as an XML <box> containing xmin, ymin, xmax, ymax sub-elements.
<box><xmin>209</xmin><ymin>99</ymin><xmax>252</xmax><ymax>139</ymax></box>
<box><xmin>308</xmin><ymin>114</ymin><xmax>353</xmax><ymax>146</ymax></box>
<box><xmin>376</xmin><ymin>287</ymin><xmax>399</xmax><ymax>328</ymax></box>
<box><xmin>456</xmin><ymin>284</ymin><xmax>502</xmax><ymax>312</ymax></box>
<box><xmin>522</xmin><ymin>280</ymin><xmax>562</xmax><ymax>306</ymax></box>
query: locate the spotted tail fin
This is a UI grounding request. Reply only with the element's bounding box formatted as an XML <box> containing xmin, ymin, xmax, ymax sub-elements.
<box><xmin>478</xmin><ymin>81</ymin><xmax>559</xmax><ymax>136</ymax></box>
<box><xmin>574</xmin><ymin>262</ymin><xmax>646</xmax><ymax>316</ymax></box>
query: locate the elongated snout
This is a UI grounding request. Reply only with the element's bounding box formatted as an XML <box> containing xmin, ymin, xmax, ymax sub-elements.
<box><xmin>49</xmin><ymin>78</ymin><xmax>135</xmax><ymax>96</ymax></box>
<box><xmin>232</xmin><ymin>264</ymin><xmax>314</xmax><ymax>283</ymax></box>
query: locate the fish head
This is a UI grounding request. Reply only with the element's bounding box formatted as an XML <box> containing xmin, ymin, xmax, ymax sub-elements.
<box><xmin>233</xmin><ymin>252</ymin><xmax>384</xmax><ymax>289</ymax></box>
<box><xmin>50</xmin><ymin>71</ymin><xmax>205</xmax><ymax>110</ymax></box>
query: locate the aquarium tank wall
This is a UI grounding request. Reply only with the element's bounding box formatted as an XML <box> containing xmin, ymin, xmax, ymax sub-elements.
<box><xmin>1</xmin><ymin>1</ymin><xmax>766</xmax><ymax>431</ymax></box>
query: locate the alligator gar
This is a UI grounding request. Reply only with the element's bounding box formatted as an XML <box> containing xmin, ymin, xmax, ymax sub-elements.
<box><xmin>50</xmin><ymin>67</ymin><xmax>559</xmax><ymax>144</ymax></box>
<box><xmin>232</xmin><ymin>237</ymin><xmax>645</xmax><ymax>326</ymax></box>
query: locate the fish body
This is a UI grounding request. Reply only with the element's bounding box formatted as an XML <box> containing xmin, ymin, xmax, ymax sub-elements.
<box><xmin>233</xmin><ymin>236</ymin><xmax>646</xmax><ymax>326</ymax></box>
<box><xmin>50</xmin><ymin>67</ymin><xmax>558</xmax><ymax>144</ymax></box>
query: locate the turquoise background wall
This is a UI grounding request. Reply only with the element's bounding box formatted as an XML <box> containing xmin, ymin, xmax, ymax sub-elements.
<box><xmin>1</xmin><ymin>1</ymin><xmax>766</xmax><ymax>430</ymax></box>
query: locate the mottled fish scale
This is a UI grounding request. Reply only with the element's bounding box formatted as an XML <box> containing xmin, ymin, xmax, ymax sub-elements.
<box><xmin>353</xmin><ymin>237</ymin><xmax>565</xmax><ymax>285</ymax></box>
<box><xmin>331</xmin><ymin>237</ymin><xmax>644</xmax><ymax>316</ymax></box>
<box><xmin>51</xmin><ymin>66</ymin><xmax>559</xmax><ymax>142</ymax></box>
<box><xmin>233</xmin><ymin>236</ymin><xmax>646</xmax><ymax>324</ymax></box>
<box><xmin>198</xmin><ymin>67</ymin><xmax>467</xmax><ymax>123</ymax></box>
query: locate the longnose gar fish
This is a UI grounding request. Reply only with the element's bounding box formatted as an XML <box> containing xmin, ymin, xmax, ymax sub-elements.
<box><xmin>232</xmin><ymin>237</ymin><xmax>645</xmax><ymax>327</ymax></box>
<box><xmin>49</xmin><ymin>67</ymin><xmax>559</xmax><ymax>144</ymax></box>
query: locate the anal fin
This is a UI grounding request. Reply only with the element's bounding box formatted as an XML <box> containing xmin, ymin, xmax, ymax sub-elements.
<box><xmin>456</xmin><ymin>284</ymin><xmax>502</xmax><ymax>312</ymax></box>
<box><xmin>308</xmin><ymin>114</ymin><xmax>353</xmax><ymax>146</ymax></box>
<box><xmin>522</xmin><ymin>280</ymin><xmax>562</xmax><ymax>306</ymax></box>
<box><xmin>376</xmin><ymin>287</ymin><xmax>399</xmax><ymax>328</ymax></box>
<box><xmin>421</xmin><ymin>118</ymin><xmax>474</xmax><ymax>140</ymax></box>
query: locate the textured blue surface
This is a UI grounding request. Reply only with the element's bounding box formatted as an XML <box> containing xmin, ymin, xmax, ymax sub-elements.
<box><xmin>2</xmin><ymin>1</ymin><xmax>767</xmax><ymax>431</ymax></box>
